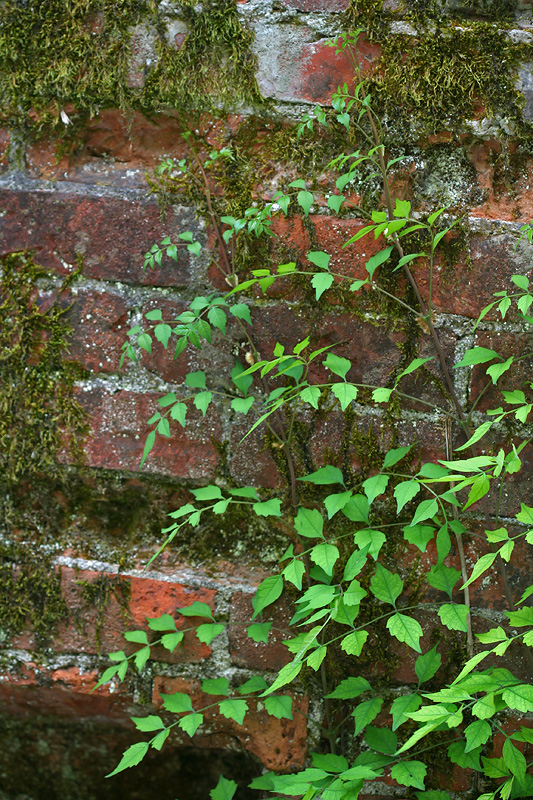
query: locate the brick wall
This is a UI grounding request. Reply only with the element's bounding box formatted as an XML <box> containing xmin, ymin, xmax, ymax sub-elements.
<box><xmin>1</xmin><ymin>1</ymin><xmax>532</xmax><ymax>798</ymax></box>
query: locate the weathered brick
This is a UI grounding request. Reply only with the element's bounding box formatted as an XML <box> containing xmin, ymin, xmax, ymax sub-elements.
<box><xmin>139</xmin><ymin>297</ymin><xmax>191</xmax><ymax>383</ymax></box>
<box><xmin>228</xmin><ymin>591</ymin><xmax>292</xmax><ymax>670</ymax></box>
<box><xmin>72</xmin><ymin>387</ymin><xmax>221</xmax><ymax>479</ymax></box>
<box><xmin>0</xmin><ymin>129</ymin><xmax>8</xmax><ymax>172</ymax></box>
<box><xmin>469</xmin><ymin>329</ymin><xmax>533</xmax><ymax>412</ymax></box>
<box><xmin>51</xmin><ymin>567</ymin><xmax>216</xmax><ymax>662</ymax></box>
<box><xmin>36</xmin><ymin>287</ymin><xmax>130</xmax><ymax>373</ymax></box>
<box><xmin>153</xmin><ymin>676</ymin><xmax>308</xmax><ymax>771</ymax></box>
<box><xmin>0</xmin><ymin>188</ymin><xmax>198</xmax><ymax>287</ymax></box>
<box><xmin>229</xmin><ymin>418</ymin><xmax>281</xmax><ymax>488</ymax></box>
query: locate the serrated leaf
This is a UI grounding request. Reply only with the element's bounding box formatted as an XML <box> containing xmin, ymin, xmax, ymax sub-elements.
<box><xmin>253</xmin><ymin>498</ymin><xmax>282</xmax><ymax>517</ymax></box>
<box><xmin>324</xmin><ymin>490</ymin><xmax>352</xmax><ymax>518</ymax></box>
<box><xmin>404</xmin><ymin>523</ymin><xmax>435</xmax><ymax>552</ymax></box>
<box><xmin>426</xmin><ymin>564</ymin><xmax>461</xmax><ymax>598</ymax></box>
<box><xmin>365</xmin><ymin>726</ymin><xmax>398</xmax><ymax>755</ymax></box>
<box><xmin>353</xmin><ymin>528</ymin><xmax>386</xmax><ymax>560</ymax></box>
<box><xmin>328</xmin><ymin>194</ymin><xmax>345</xmax><ymax>212</ymax></box>
<box><xmin>283</xmin><ymin>558</ymin><xmax>305</xmax><ymax>589</ymax></box>
<box><xmin>162</xmin><ymin>691</ymin><xmax>193</xmax><ymax>713</ymax></box>
<box><xmin>196</xmin><ymin>623</ymin><xmax>225</xmax><ymax>645</ymax></box>
<box><xmin>218</xmin><ymin>698</ymin><xmax>248</xmax><ymax>725</ymax></box>
<box><xmin>237</xmin><ymin>676</ymin><xmax>269</xmax><ymax>695</ymax></box>
<box><xmin>193</xmin><ymin>391</ymin><xmax>212</xmax><ymax>416</ymax></box>
<box><xmin>363</xmin><ymin>474</ymin><xmax>389</xmax><ymax>505</ymax></box>
<box><xmin>352</xmin><ymin>697</ymin><xmax>383</xmax><ymax>737</ymax></box>
<box><xmin>161</xmin><ymin>631</ymin><xmax>184</xmax><ymax>652</ymax></box>
<box><xmin>154</xmin><ymin>323</ymin><xmax>172</xmax><ymax>348</ymax></box>
<box><xmin>370</xmin><ymin>563</ymin><xmax>403</xmax><ymax>606</ymax></box>
<box><xmin>207</xmin><ymin>306</ymin><xmax>227</xmax><ymax>334</ymax></box>
<box><xmin>252</xmin><ymin>575</ymin><xmax>283</xmax><ymax>619</ymax></box>
<box><xmin>264</xmin><ymin>695</ymin><xmax>293</xmax><ymax>719</ymax></box>
<box><xmin>106</xmin><ymin>742</ymin><xmax>149</xmax><ymax>777</ymax></box>
<box><xmin>307</xmin><ymin>251</ymin><xmax>331</xmax><ymax>270</ymax></box>
<box><xmin>246</xmin><ymin>622</ymin><xmax>272</xmax><ymax>643</ymax></box>
<box><xmin>395</xmin><ymin>480</ymin><xmax>421</xmax><ymax>513</ymax></box>
<box><xmin>331</xmin><ymin>382</ymin><xmax>358</xmax><ymax>410</ymax></box>
<box><xmin>391</xmin><ymin>761</ymin><xmax>427</xmax><ymax>790</ymax></box>
<box><xmin>298</xmin><ymin>465</ymin><xmax>345</xmax><ymax>486</ymax></box>
<box><xmin>343</xmin><ymin>545</ymin><xmax>370</xmax><ymax>580</ymax></box>
<box><xmin>438</xmin><ymin>603</ymin><xmax>469</xmax><ymax>632</ymax></box>
<box><xmin>132</xmin><ymin>715</ymin><xmax>165</xmax><ymax>732</ymax></box>
<box><xmin>326</xmin><ymin>676</ymin><xmax>371</xmax><ymax>699</ymax></box>
<box><xmin>391</xmin><ymin>694</ymin><xmax>422</xmax><ymax>730</ymax></box>
<box><xmin>146</xmin><ymin>613</ymin><xmax>176</xmax><ymax>631</ymax></box>
<box><xmin>310</xmin><ymin>543</ymin><xmax>339</xmax><ymax>575</ymax></box>
<box><xmin>134</xmin><ymin>646</ymin><xmax>151</xmax><ymax>672</ymax></box>
<box><xmin>340</xmin><ymin>630</ymin><xmax>368</xmax><ymax>656</ymax></box>
<box><xmin>185</xmin><ymin>370</ymin><xmax>206</xmax><ymax>388</ymax></box>
<box><xmin>454</xmin><ymin>347</ymin><xmax>500</xmax><ymax>368</ymax></box>
<box><xmin>387</xmin><ymin>613</ymin><xmax>422</xmax><ymax>652</ymax></box>
<box><xmin>139</xmin><ymin>430</ymin><xmax>155</xmax><ymax>470</ymax></box>
<box><xmin>179</xmin><ymin>713</ymin><xmax>203</xmax><ymax>737</ymax></box>
<box><xmin>297</xmin><ymin>190</ymin><xmax>314</xmax><ymax>216</ymax></box>
<box><xmin>263</xmin><ymin>661</ymin><xmax>302</xmax><ymax>694</ymax></box>
<box><xmin>178</xmin><ymin>601</ymin><xmax>213</xmax><ymax>619</ymax></box>
<box><xmin>465</xmin><ymin>720</ymin><xmax>491</xmax><ymax>752</ymax></box>
<box><xmin>202</xmin><ymin>677</ymin><xmax>230</xmax><ymax>696</ymax></box>
<box><xmin>415</xmin><ymin>646</ymin><xmax>441</xmax><ymax>684</ymax></box>
<box><xmin>210</xmin><ymin>776</ymin><xmax>238</xmax><ymax>800</ymax></box>
<box><xmin>170</xmin><ymin>402</ymin><xmax>187</xmax><ymax>426</ymax></box>
<box><xmin>502</xmin><ymin>684</ymin><xmax>533</xmax><ymax>712</ymax></box>
<box><xmin>294</xmin><ymin>507</ymin><xmax>324</xmax><ymax>539</ymax></box>
<box><xmin>366</xmin><ymin>246</ymin><xmax>394</xmax><ymax>278</ymax></box>
<box><xmin>151</xmin><ymin>728</ymin><xmax>170</xmax><ymax>751</ymax></box>
<box><xmin>311</xmin><ymin>272</ymin><xmax>334</xmax><ymax>299</ymax></box>
<box><xmin>300</xmin><ymin>385</ymin><xmax>321</xmax><ymax>408</ymax></box>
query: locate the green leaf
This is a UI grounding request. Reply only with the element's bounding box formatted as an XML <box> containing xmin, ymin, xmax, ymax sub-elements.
<box><xmin>365</xmin><ymin>726</ymin><xmax>398</xmax><ymax>755</ymax></box>
<box><xmin>170</xmin><ymin>402</ymin><xmax>187</xmax><ymax>426</ymax></box>
<box><xmin>465</xmin><ymin>720</ymin><xmax>491</xmax><ymax>752</ymax></box>
<box><xmin>462</xmin><ymin>552</ymin><xmax>497</xmax><ymax>588</ymax></box>
<box><xmin>237</xmin><ymin>676</ymin><xmax>269</xmax><ymax>694</ymax></box>
<box><xmin>252</xmin><ymin>575</ymin><xmax>283</xmax><ymax>618</ymax></box>
<box><xmin>295</xmin><ymin>507</ymin><xmax>324</xmax><ymax>538</ymax></box>
<box><xmin>404</xmin><ymin>524</ymin><xmax>434</xmax><ymax>552</ymax></box>
<box><xmin>502</xmin><ymin>739</ymin><xmax>527</xmax><ymax>782</ymax></box>
<box><xmin>324</xmin><ymin>490</ymin><xmax>352</xmax><ymax>518</ymax></box>
<box><xmin>310</xmin><ymin>543</ymin><xmax>339</xmax><ymax>575</ymax></box>
<box><xmin>372</xmin><ymin>387</ymin><xmax>392</xmax><ymax>403</ymax></box>
<box><xmin>370</xmin><ymin>563</ymin><xmax>403</xmax><ymax>606</ymax></box>
<box><xmin>326</xmin><ymin>676</ymin><xmax>371</xmax><ymax>699</ymax></box>
<box><xmin>178</xmin><ymin>601</ymin><xmax>213</xmax><ymax>619</ymax></box>
<box><xmin>106</xmin><ymin>742</ymin><xmax>149</xmax><ymax>777</ymax></box>
<box><xmin>252</xmin><ymin>497</ymin><xmax>281</xmax><ymax>517</ymax></box>
<box><xmin>331</xmin><ymin>382</ymin><xmax>358</xmax><ymax>410</ymax></box>
<box><xmin>219</xmin><ymin>698</ymin><xmax>248</xmax><ymax>725</ymax></box>
<box><xmin>283</xmin><ymin>558</ymin><xmax>305</xmax><ymax>589</ymax></box>
<box><xmin>154</xmin><ymin>323</ymin><xmax>172</xmax><ymax>348</ymax></box>
<box><xmin>340</xmin><ymin>630</ymin><xmax>368</xmax><ymax>656</ymax></box>
<box><xmin>312</xmin><ymin>273</ymin><xmax>334</xmax><ymax>299</ymax></box>
<box><xmin>354</xmin><ymin>529</ymin><xmax>386</xmax><ymax>560</ymax></box>
<box><xmin>396</xmin><ymin>357</ymin><xmax>434</xmax><ymax>380</ymax></box>
<box><xmin>193</xmin><ymin>391</ymin><xmax>212</xmax><ymax>416</ymax></box>
<box><xmin>311</xmin><ymin>753</ymin><xmax>349</xmax><ymax>773</ymax></box>
<box><xmin>307</xmin><ymin>645</ymin><xmax>327</xmax><ymax>671</ymax></box>
<box><xmin>363</xmin><ymin>474</ymin><xmax>389</xmax><ymax>504</ymax></box>
<box><xmin>454</xmin><ymin>347</ymin><xmax>500</xmax><ymax>368</ymax></box>
<box><xmin>342</xmin><ymin>494</ymin><xmax>369</xmax><ymax>522</ymax></box>
<box><xmin>158</xmin><ymin>392</ymin><xmax>177</xmax><ymax>408</ymax></box>
<box><xmin>246</xmin><ymin>622</ymin><xmax>272</xmax><ymax>643</ymax></box>
<box><xmin>384</xmin><ymin>446</ymin><xmax>412</xmax><ymax>468</ymax></box>
<box><xmin>344</xmin><ymin>578</ymin><xmax>367</xmax><ymax>606</ymax></box>
<box><xmin>137</xmin><ymin>332</ymin><xmax>152</xmax><ymax>353</ymax></box>
<box><xmin>391</xmin><ymin>694</ymin><xmax>422</xmax><ymax>730</ymax></box>
<box><xmin>145</xmin><ymin>309</ymin><xmax>163</xmax><ymax>321</ymax></box>
<box><xmin>476</xmin><ymin>626</ymin><xmax>507</xmax><ymax>644</ymax></box>
<box><xmin>161</xmin><ymin>631</ymin><xmax>184</xmax><ymax>652</ymax></box>
<box><xmin>391</xmin><ymin>761</ymin><xmax>427</xmax><ymax>790</ymax></box>
<box><xmin>134</xmin><ymin>646</ymin><xmax>151</xmax><ymax>672</ymax></box>
<box><xmin>366</xmin><ymin>246</ymin><xmax>394</xmax><ymax>278</ymax></box>
<box><xmin>409</xmin><ymin>498</ymin><xmax>438</xmax><ymax>526</ymax></box>
<box><xmin>438</xmin><ymin>603</ymin><xmax>469</xmax><ymax>632</ymax></box>
<box><xmin>202</xmin><ymin>677</ymin><xmax>230</xmax><ymax>696</ymax></box>
<box><xmin>300</xmin><ymin>386</ymin><xmax>321</xmax><ymax>408</ymax></box>
<box><xmin>502</xmin><ymin>684</ymin><xmax>533</xmax><ymax>712</ymax></box>
<box><xmin>231</xmin><ymin>361</ymin><xmax>253</xmax><ymax>394</ymax></box>
<box><xmin>146</xmin><ymin>613</ymin><xmax>176</xmax><ymax>631</ymax></box>
<box><xmin>307</xmin><ymin>251</ymin><xmax>331</xmax><ymax>270</ymax></box>
<box><xmin>353</xmin><ymin>697</ymin><xmax>383</xmax><ymax>737</ymax></box>
<box><xmin>151</xmin><ymin>728</ymin><xmax>170</xmax><ymax>750</ymax></box>
<box><xmin>139</xmin><ymin>430</ymin><xmax>156</xmax><ymax>470</ymax></box>
<box><xmin>196</xmin><ymin>623</ymin><xmax>225</xmax><ymax>645</ymax></box>
<box><xmin>343</xmin><ymin>545</ymin><xmax>371</xmax><ymax>580</ymax></box>
<box><xmin>298</xmin><ymin>465</ymin><xmax>345</xmax><ymax>485</ymax></box>
<box><xmin>415</xmin><ymin>646</ymin><xmax>441</xmax><ymax>684</ymax></box>
<box><xmin>231</xmin><ymin>396</ymin><xmax>255</xmax><ymax>414</ymax></box>
<box><xmin>505</xmin><ymin>606</ymin><xmax>533</xmax><ymax>627</ymax></box>
<box><xmin>323</xmin><ymin>353</ymin><xmax>352</xmax><ymax>380</ymax></box>
<box><xmin>486</xmin><ymin>356</ymin><xmax>513</xmax><ymax>385</ymax></box>
<box><xmin>191</xmin><ymin>485</ymin><xmax>223</xmax><ymax>501</ymax></box>
<box><xmin>207</xmin><ymin>306</ymin><xmax>227</xmax><ymax>334</ymax></box>
<box><xmin>264</xmin><ymin>695</ymin><xmax>293</xmax><ymax>719</ymax></box>
<box><xmin>124</xmin><ymin>630</ymin><xmax>149</xmax><ymax>645</ymax></box>
<box><xmin>297</xmin><ymin>190</ymin><xmax>314</xmax><ymax>216</ymax></box>
<box><xmin>328</xmin><ymin>194</ymin><xmax>345</xmax><ymax>212</ymax></box>
<box><xmin>179</xmin><ymin>713</ymin><xmax>203</xmax><ymax>737</ymax></box>
<box><xmin>132</xmin><ymin>715</ymin><xmax>165</xmax><ymax>732</ymax></box>
<box><xmin>210</xmin><ymin>776</ymin><xmax>237</xmax><ymax>800</ymax></box>
<box><xmin>387</xmin><ymin>613</ymin><xmax>423</xmax><ymax>652</ymax></box>
<box><xmin>263</xmin><ymin>661</ymin><xmax>302</xmax><ymax>694</ymax></box>
<box><xmin>395</xmin><ymin>480</ymin><xmax>421</xmax><ymax>513</ymax></box>
<box><xmin>185</xmin><ymin>370</ymin><xmax>206</xmax><ymax>388</ymax></box>
<box><xmin>162</xmin><ymin>691</ymin><xmax>193</xmax><ymax>712</ymax></box>
<box><xmin>426</xmin><ymin>564</ymin><xmax>461</xmax><ymax>598</ymax></box>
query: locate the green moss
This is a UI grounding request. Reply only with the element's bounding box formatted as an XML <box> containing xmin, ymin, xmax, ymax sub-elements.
<box><xmin>0</xmin><ymin>543</ymin><xmax>67</xmax><ymax>640</ymax></box>
<box><xmin>0</xmin><ymin>252</ymin><xmax>88</xmax><ymax>484</ymax></box>
<box><xmin>142</xmin><ymin>0</ymin><xmax>262</xmax><ymax>113</ymax></box>
<box><xmin>76</xmin><ymin>574</ymin><xmax>130</xmax><ymax>650</ymax></box>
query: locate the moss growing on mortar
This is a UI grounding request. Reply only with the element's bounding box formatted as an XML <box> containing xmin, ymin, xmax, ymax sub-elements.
<box><xmin>0</xmin><ymin>542</ymin><xmax>67</xmax><ymax>640</ymax></box>
<box><xmin>0</xmin><ymin>0</ymin><xmax>263</xmax><ymax>138</ymax></box>
<box><xmin>0</xmin><ymin>252</ymin><xmax>88</xmax><ymax>484</ymax></box>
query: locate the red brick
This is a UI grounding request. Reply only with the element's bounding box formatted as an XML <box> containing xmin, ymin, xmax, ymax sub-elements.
<box><xmin>229</xmin><ymin>419</ymin><xmax>281</xmax><ymax>488</ymax></box>
<box><xmin>36</xmin><ymin>287</ymin><xmax>130</xmax><ymax>373</ymax></box>
<box><xmin>71</xmin><ymin>387</ymin><xmax>221</xmax><ymax>479</ymax></box>
<box><xmin>50</xmin><ymin>568</ymin><xmax>216</xmax><ymax>662</ymax></box>
<box><xmin>153</xmin><ymin>676</ymin><xmax>308</xmax><ymax>771</ymax></box>
<box><xmin>26</xmin><ymin>110</ymin><xmax>190</xmax><ymax>187</ymax></box>
<box><xmin>228</xmin><ymin>591</ymin><xmax>292</xmax><ymax>670</ymax></box>
<box><xmin>0</xmin><ymin>188</ymin><xmax>196</xmax><ymax>287</ymax></box>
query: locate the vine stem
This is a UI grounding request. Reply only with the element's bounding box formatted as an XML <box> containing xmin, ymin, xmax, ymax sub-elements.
<box><xmin>365</xmin><ymin>106</ymin><xmax>533</xmax><ymax>677</ymax></box>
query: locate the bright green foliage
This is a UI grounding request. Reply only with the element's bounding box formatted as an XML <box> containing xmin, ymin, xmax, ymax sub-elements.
<box><xmin>94</xmin><ymin>32</ymin><xmax>533</xmax><ymax>800</ymax></box>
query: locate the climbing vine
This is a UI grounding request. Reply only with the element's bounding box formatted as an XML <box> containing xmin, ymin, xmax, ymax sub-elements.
<box><xmin>95</xmin><ymin>33</ymin><xmax>533</xmax><ymax>800</ymax></box>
